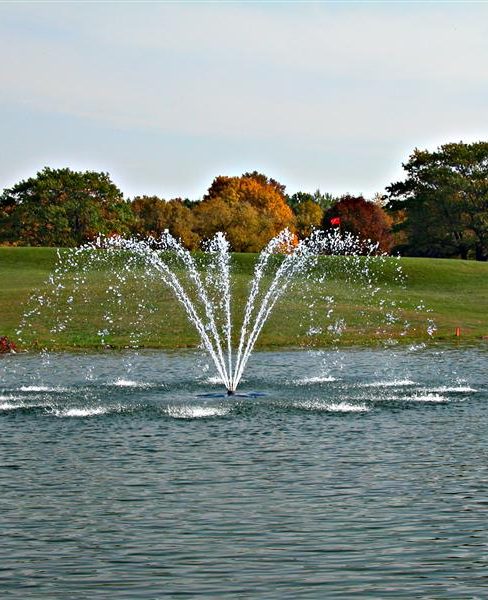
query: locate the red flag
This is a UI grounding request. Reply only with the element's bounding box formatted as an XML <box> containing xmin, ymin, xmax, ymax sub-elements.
<box><xmin>330</xmin><ymin>217</ymin><xmax>341</xmax><ymax>226</ymax></box>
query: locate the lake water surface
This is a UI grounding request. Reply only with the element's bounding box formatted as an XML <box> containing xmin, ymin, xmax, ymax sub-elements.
<box><xmin>1</xmin><ymin>347</ymin><xmax>487</xmax><ymax>598</ymax></box>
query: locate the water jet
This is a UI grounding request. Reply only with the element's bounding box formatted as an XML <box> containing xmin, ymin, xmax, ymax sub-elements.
<box><xmin>19</xmin><ymin>228</ymin><xmax>419</xmax><ymax>394</ymax></box>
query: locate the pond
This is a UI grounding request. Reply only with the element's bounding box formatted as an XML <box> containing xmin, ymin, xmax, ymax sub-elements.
<box><xmin>1</xmin><ymin>347</ymin><xmax>487</xmax><ymax>598</ymax></box>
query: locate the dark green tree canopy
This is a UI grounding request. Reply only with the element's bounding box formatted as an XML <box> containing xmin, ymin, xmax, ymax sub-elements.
<box><xmin>386</xmin><ymin>142</ymin><xmax>488</xmax><ymax>260</ymax></box>
<box><xmin>0</xmin><ymin>167</ymin><xmax>133</xmax><ymax>247</ymax></box>
<box><xmin>287</xmin><ymin>189</ymin><xmax>335</xmax><ymax>213</ymax></box>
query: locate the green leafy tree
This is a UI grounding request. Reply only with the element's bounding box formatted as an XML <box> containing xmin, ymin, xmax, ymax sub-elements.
<box><xmin>386</xmin><ymin>142</ymin><xmax>488</xmax><ymax>260</ymax></box>
<box><xmin>0</xmin><ymin>167</ymin><xmax>133</xmax><ymax>246</ymax></box>
<box><xmin>287</xmin><ymin>189</ymin><xmax>335</xmax><ymax>213</ymax></box>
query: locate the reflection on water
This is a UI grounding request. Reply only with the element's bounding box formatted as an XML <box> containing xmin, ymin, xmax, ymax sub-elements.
<box><xmin>0</xmin><ymin>348</ymin><xmax>487</xmax><ymax>598</ymax></box>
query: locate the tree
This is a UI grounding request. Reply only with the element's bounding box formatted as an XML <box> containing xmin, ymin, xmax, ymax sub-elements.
<box><xmin>131</xmin><ymin>196</ymin><xmax>200</xmax><ymax>249</ymax></box>
<box><xmin>386</xmin><ymin>142</ymin><xmax>488</xmax><ymax>260</ymax></box>
<box><xmin>295</xmin><ymin>200</ymin><xmax>324</xmax><ymax>238</ymax></box>
<box><xmin>194</xmin><ymin>173</ymin><xmax>295</xmax><ymax>252</ymax></box>
<box><xmin>287</xmin><ymin>189</ymin><xmax>335</xmax><ymax>213</ymax></box>
<box><xmin>324</xmin><ymin>195</ymin><xmax>393</xmax><ymax>253</ymax></box>
<box><xmin>0</xmin><ymin>167</ymin><xmax>133</xmax><ymax>246</ymax></box>
<box><xmin>241</xmin><ymin>171</ymin><xmax>287</xmax><ymax>196</ymax></box>
<box><xmin>286</xmin><ymin>189</ymin><xmax>336</xmax><ymax>238</ymax></box>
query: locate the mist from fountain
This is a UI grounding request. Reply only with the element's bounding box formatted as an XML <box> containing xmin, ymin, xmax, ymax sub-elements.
<box><xmin>17</xmin><ymin>228</ymin><xmax>432</xmax><ymax>394</ymax></box>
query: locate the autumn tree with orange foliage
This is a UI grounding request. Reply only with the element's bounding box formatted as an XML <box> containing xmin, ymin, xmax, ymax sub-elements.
<box><xmin>194</xmin><ymin>172</ymin><xmax>295</xmax><ymax>252</ymax></box>
<box><xmin>323</xmin><ymin>195</ymin><xmax>393</xmax><ymax>253</ymax></box>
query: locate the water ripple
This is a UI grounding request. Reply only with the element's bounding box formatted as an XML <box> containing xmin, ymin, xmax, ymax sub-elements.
<box><xmin>1</xmin><ymin>348</ymin><xmax>486</xmax><ymax>598</ymax></box>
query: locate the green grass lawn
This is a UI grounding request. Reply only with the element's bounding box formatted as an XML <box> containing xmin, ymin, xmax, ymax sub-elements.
<box><xmin>0</xmin><ymin>247</ymin><xmax>487</xmax><ymax>350</ymax></box>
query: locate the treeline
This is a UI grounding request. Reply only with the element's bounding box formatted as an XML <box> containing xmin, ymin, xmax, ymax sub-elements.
<box><xmin>387</xmin><ymin>142</ymin><xmax>488</xmax><ymax>261</ymax></box>
<box><xmin>0</xmin><ymin>168</ymin><xmax>393</xmax><ymax>253</ymax></box>
<box><xmin>1</xmin><ymin>141</ymin><xmax>487</xmax><ymax>259</ymax></box>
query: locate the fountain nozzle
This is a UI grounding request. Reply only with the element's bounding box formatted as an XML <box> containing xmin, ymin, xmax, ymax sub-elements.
<box><xmin>227</xmin><ymin>389</ymin><xmax>235</xmax><ymax>396</ymax></box>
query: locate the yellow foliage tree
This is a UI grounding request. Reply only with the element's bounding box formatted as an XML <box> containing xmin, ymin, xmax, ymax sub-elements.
<box><xmin>131</xmin><ymin>196</ymin><xmax>200</xmax><ymax>249</ymax></box>
<box><xmin>295</xmin><ymin>199</ymin><xmax>324</xmax><ymax>238</ymax></box>
<box><xmin>194</xmin><ymin>173</ymin><xmax>295</xmax><ymax>252</ymax></box>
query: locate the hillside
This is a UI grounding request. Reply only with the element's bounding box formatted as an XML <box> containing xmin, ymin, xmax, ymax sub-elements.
<box><xmin>0</xmin><ymin>247</ymin><xmax>486</xmax><ymax>350</ymax></box>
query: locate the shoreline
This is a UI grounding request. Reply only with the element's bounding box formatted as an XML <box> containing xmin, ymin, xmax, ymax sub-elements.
<box><xmin>4</xmin><ymin>337</ymin><xmax>487</xmax><ymax>356</ymax></box>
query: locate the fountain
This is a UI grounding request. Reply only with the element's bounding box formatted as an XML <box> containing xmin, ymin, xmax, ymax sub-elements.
<box><xmin>3</xmin><ymin>237</ymin><xmax>484</xmax><ymax>600</ymax></box>
<box><xmin>17</xmin><ymin>228</ymin><xmax>429</xmax><ymax>395</ymax></box>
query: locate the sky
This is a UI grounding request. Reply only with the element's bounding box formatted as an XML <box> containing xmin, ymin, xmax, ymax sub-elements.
<box><xmin>0</xmin><ymin>1</ymin><xmax>487</xmax><ymax>201</ymax></box>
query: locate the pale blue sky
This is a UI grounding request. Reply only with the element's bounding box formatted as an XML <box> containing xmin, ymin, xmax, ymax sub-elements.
<box><xmin>1</xmin><ymin>1</ymin><xmax>487</xmax><ymax>200</ymax></box>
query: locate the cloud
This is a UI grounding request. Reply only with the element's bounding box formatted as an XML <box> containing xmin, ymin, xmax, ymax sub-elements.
<box><xmin>0</xmin><ymin>3</ymin><xmax>486</xmax><ymax>198</ymax></box>
<box><xmin>1</xmin><ymin>3</ymin><xmax>487</xmax><ymax>141</ymax></box>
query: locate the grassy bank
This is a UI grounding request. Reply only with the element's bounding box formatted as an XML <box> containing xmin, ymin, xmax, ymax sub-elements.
<box><xmin>0</xmin><ymin>247</ymin><xmax>487</xmax><ymax>350</ymax></box>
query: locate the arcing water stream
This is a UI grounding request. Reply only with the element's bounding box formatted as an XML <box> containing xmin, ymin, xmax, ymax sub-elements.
<box><xmin>18</xmin><ymin>228</ymin><xmax>433</xmax><ymax>393</ymax></box>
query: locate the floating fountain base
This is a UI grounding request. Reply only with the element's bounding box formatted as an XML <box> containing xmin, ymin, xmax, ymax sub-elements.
<box><xmin>196</xmin><ymin>391</ymin><xmax>266</xmax><ymax>399</ymax></box>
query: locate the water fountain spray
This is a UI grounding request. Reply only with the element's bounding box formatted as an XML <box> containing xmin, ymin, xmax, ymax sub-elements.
<box><xmin>18</xmin><ymin>228</ymin><xmax>416</xmax><ymax>395</ymax></box>
<box><xmin>94</xmin><ymin>228</ymin><xmax>380</xmax><ymax>394</ymax></box>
